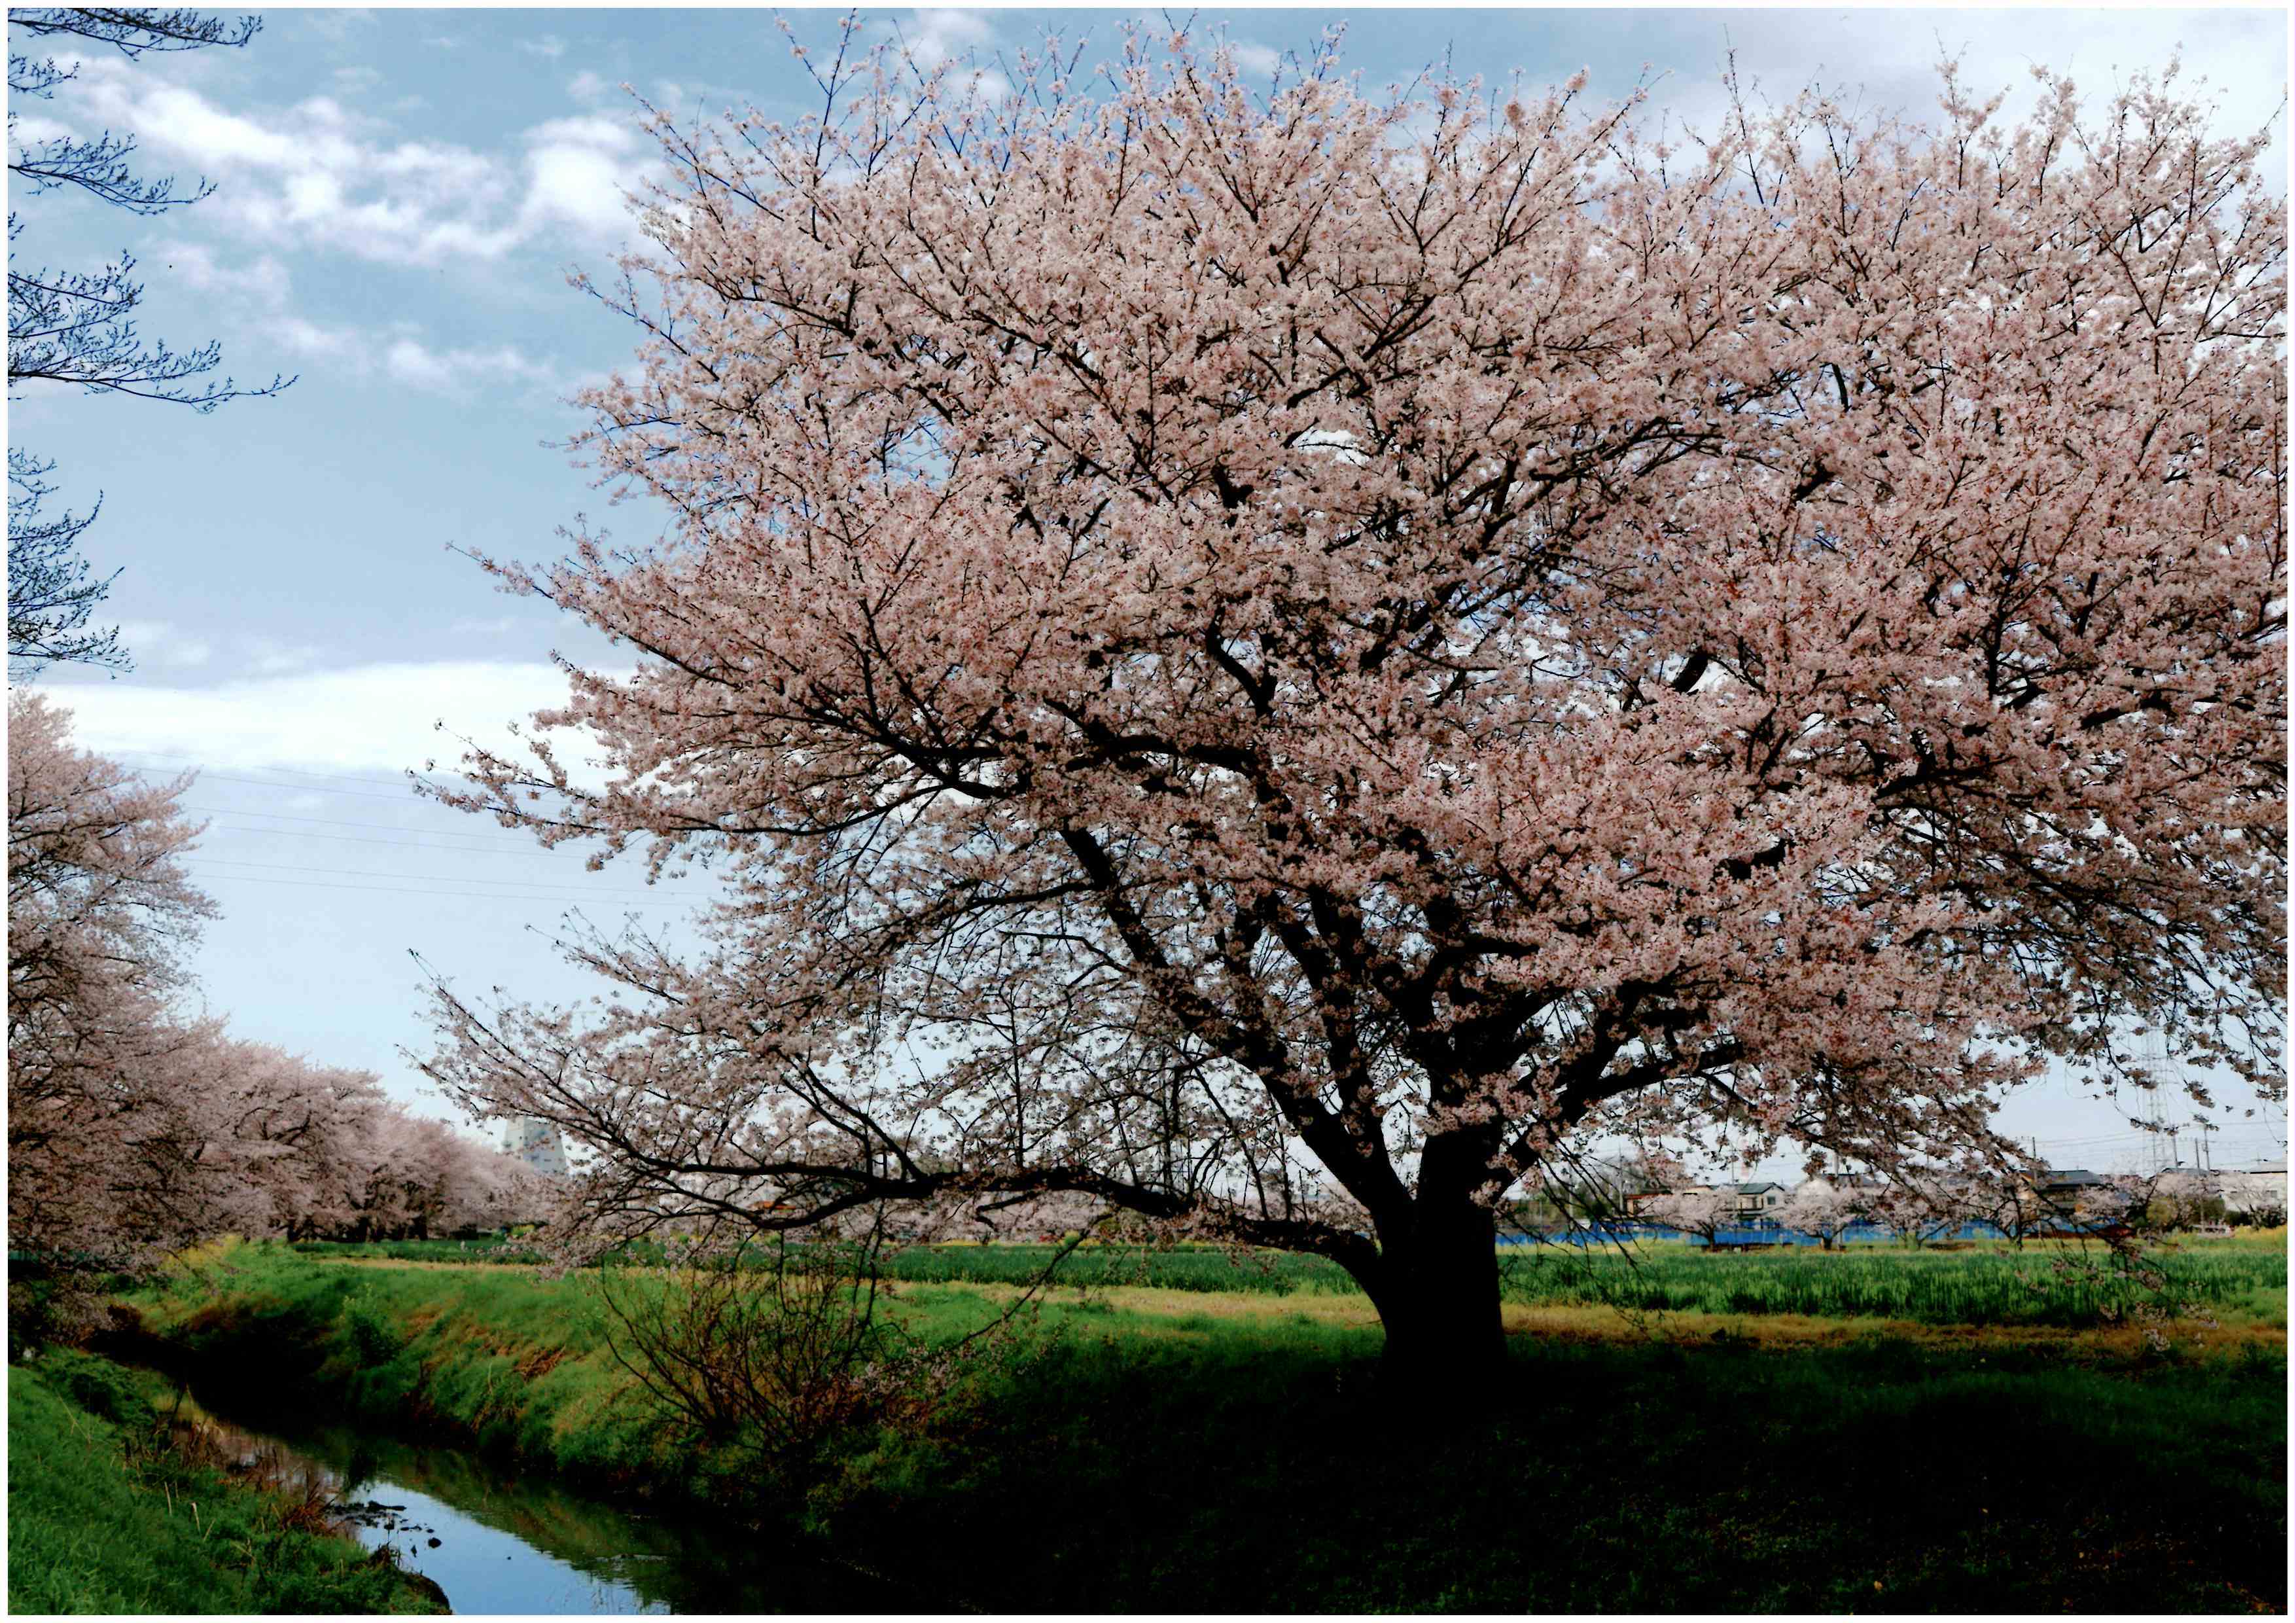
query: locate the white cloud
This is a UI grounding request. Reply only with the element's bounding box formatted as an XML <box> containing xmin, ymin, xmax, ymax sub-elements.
<box><xmin>1628</xmin><ymin>9</ymin><xmax>2288</xmax><ymax>195</ymax></box>
<box><xmin>44</xmin><ymin>660</ymin><xmax>606</xmax><ymax>779</ymax></box>
<box><xmin>384</xmin><ymin>336</ymin><xmax>557</xmax><ymax>395</ymax></box>
<box><xmin>518</xmin><ymin>34</ymin><xmax>568</xmax><ymax>60</ymax></box>
<box><xmin>152</xmin><ymin>240</ymin><xmax>292</xmax><ymax>308</ymax></box>
<box><xmin>240</xmin><ymin>636</ymin><xmax>323</xmax><ymax>676</ymax></box>
<box><xmin>62</xmin><ymin>63</ymin><xmax>520</xmax><ymax>263</ymax></box>
<box><xmin>518</xmin><ymin>115</ymin><xmax>645</xmax><ymax>240</ymax></box>
<box><xmin>276</xmin><ymin>316</ymin><xmax>362</xmax><ymax>361</ymax></box>
<box><xmin>109</xmin><ymin>624</ymin><xmax>330</xmax><ymax>677</ymax></box>
<box><xmin>880</xmin><ymin>10</ymin><xmax>1009</xmax><ymax>100</ymax></box>
<box><xmin>896</xmin><ymin>9</ymin><xmax>993</xmax><ymax>65</ymax></box>
<box><xmin>56</xmin><ymin>59</ymin><xmax>654</xmax><ymax>267</ymax></box>
<box><xmin>272</xmin><ymin>317</ymin><xmax>556</xmax><ymax>396</ymax></box>
<box><xmin>567</xmin><ymin>69</ymin><xmax>610</xmax><ymax>103</ymax></box>
<box><xmin>115</xmin><ymin>620</ymin><xmax>214</xmax><ymax>670</ymax></box>
<box><xmin>1227</xmin><ymin>41</ymin><xmax>1283</xmax><ymax>78</ymax></box>
<box><xmin>10</xmin><ymin>110</ymin><xmax>77</xmax><ymax>146</ymax></box>
<box><xmin>332</xmin><ymin>65</ymin><xmax>381</xmax><ymax>94</ymax></box>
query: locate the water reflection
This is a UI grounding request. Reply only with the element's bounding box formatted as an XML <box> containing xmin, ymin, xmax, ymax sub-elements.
<box><xmin>170</xmin><ymin>1387</ymin><xmax>902</xmax><ymax>1614</ymax></box>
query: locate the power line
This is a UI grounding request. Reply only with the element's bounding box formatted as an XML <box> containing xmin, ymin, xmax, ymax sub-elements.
<box><xmin>182</xmin><ymin>802</ymin><xmax>540</xmax><ymax>845</ymax></box>
<box><xmin>132</xmin><ymin>767</ymin><xmax>440</xmax><ymax>804</ymax></box>
<box><xmin>185</xmin><ymin>855</ymin><xmax>711</xmax><ymax>900</ymax></box>
<box><xmin>185</xmin><ymin>871</ymin><xmax>691</xmax><ymax>910</ymax></box>
<box><xmin>115</xmin><ymin>749</ymin><xmax>436</xmax><ymax>793</ymax></box>
<box><xmin>199</xmin><ymin>821</ymin><xmax>616</xmax><ymax>862</ymax></box>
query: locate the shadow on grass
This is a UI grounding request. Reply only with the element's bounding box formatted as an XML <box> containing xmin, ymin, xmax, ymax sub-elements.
<box><xmin>126</xmin><ymin>1247</ymin><xmax>2287</xmax><ymax>1613</ymax></box>
<box><xmin>829</xmin><ymin>1328</ymin><xmax>2287</xmax><ymax>1613</ymax></box>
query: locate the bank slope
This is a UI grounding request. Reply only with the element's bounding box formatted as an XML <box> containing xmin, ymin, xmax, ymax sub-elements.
<box><xmin>7</xmin><ymin>1351</ymin><xmax>445</xmax><ymax>1614</ymax></box>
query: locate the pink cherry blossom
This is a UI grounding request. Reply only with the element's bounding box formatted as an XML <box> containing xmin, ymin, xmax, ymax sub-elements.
<box><xmin>419</xmin><ymin>35</ymin><xmax>2286</xmax><ymax>1375</ymax></box>
<box><xmin>10</xmin><ymin>694</ymin><xmax>540</xmax><ymax>1318</ymax></box>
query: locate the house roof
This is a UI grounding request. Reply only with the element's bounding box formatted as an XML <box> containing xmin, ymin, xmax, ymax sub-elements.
<box><xmin>1728</xmin><ymin>1181</ymin><xmax>1784</xmax><ymax>1194</ymax></box>
<box><xmin>2040</xmin><ymin>1168</ymin><xmax>2106</xmax><ymax>1187</ymax></box>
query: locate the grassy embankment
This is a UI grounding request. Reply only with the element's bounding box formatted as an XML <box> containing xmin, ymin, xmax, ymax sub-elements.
<box><xmin>115</xmin><ymin>1238</ymin><xmax>2288</xmax><ymax>1612</ymax></box>
<box><xmin>7</xmin><ymin>1347</ymin><xmax>444</xmax><ymax>1614</ymax></box>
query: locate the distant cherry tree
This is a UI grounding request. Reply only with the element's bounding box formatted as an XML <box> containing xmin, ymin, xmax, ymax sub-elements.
<box><xmin>423</xmin><ymin>31</ymin><xmax>2286</xmax><ymax>1377</ymax></box>
<box><xmin>184</xmin><ymin>1040</ymin><xmax>540</xmax><ymax>1243</ymax></box>
<box><xmin>9</xmin><ymin>696</ymin><xmax>529</xmax><ymax>1331</ymax></box>
<box><xmin>1864</xmin><ymin>1175</ymin><xmax>1973</xmax><ymax>1246</ymax></box>
<box><xmin>1775</xmin><ymin>1180</ymin><xmax>1868</xmax><ymax>1250</ymax></box>
<box><xmin>8</xmin><ymin>690</ymin><xmax>217</xmax><ymax>1280</ymax></box>
<box><xmin>1638</xmin><ymin>1188</ymin><xmax>1738</xmax><ymax>1247</ymax></box>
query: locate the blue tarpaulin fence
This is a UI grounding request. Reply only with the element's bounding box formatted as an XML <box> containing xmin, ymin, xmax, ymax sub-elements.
<box><xmin>1500</xmin><ymin>1221</ymin><xmax>2036</xmax><ymax>1248</ymax></box>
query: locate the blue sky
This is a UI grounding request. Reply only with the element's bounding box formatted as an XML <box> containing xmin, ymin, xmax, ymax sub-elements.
<box><xmin>11</xmin><ymin>5</ymin><xmax>2288</xmax><ymax>1174</ymax></box>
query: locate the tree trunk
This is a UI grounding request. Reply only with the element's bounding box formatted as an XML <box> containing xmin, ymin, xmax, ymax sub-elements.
<box><xmin>1366</xmin><ymin>1198</ymin><xmax>1506</xmax><ymax>1391</ymax></box>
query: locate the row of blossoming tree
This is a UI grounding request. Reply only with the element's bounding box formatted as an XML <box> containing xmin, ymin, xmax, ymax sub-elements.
<box><xmin>9</xmin><ymin>692</ymin><xmax>540</xmax><ymax>1332</ymax></box>
<box><xmin>419</xmin><ymin>27</ymin><xmax>2283</xmax><ymax>1380</ymax></box>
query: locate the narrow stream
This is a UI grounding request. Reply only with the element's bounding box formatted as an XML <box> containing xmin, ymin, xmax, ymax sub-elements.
<box><xmin>163</xmin><ymin>1383</ymin><xmax>911</xmax><ymax>1614</ymax></box>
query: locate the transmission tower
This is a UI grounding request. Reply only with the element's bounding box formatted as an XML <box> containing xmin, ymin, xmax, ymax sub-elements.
<box><xmin>2128</xmin><ymin>1029</ymin><xmax>2179</xmax><ymax>1175</ymax></box>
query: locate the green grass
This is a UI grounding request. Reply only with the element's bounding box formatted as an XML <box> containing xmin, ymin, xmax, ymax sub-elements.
<box><xmin>290</xmin><ymin>1238</ymin><xmax>554</xmax><ymax>1265</ymax></box>
<box><xmin>1493</xmin><ymin>1243</ymin><xmax>2288</xmax><ymax>1327</ymax></box>
<box><xmin>7</xmin><ymin>1348</ymin><xmax>444</xmax><ymax>1614</ymax></box>
<box><xmin>133</xmin><ymin>1253</ymin><xmax>680</xmax><ymax>1496</ymax></box>
<box><xmin>119</xmin><ymin>1243</ymin><xmax>2289</xmax><ymax>1611</ymax></box>
<box><xmin>828</xmin><ymin>1316</ymin><xmax>2287</xmax><ymax>1612</ymax></box>
<box><xmin>881</xmin><ymin>1239</ymin><xmax>1353</xmax><ymax>1295</ymax></box>
<box><xmin>881</xmin><ymin>1258</ymin><xmax>2285</xmax><ymax>1607</ymax></box>
<box><xmin>287</xmin><ymin>1233</ymin><xmax>2287</xmax><ymax>1328</ymax></box>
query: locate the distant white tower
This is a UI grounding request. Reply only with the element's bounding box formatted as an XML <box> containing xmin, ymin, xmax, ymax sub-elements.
<box><xmin>504</xmin><ymin>1118</ymin><xmax>569</xmax><ymax>1179</ymax></box>
<box><xmin>2128</xmin><ymin>1030</ymin><xmax>2179</xmax><ymax>1175</ymax></box>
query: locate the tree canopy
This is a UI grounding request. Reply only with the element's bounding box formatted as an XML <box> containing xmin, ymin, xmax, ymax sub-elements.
<box><xmin>423</xmin><ymin>31</ymin><xmax>2286</xmax><ymax>1372</ymax></box>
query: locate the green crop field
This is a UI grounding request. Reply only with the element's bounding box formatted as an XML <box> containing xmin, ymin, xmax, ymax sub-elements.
<box><xmin>1492</xmin><ymin>1242</ymin><xmax>2287</xmax><ymax>1326</ymax></box>
<box><xmin>289</xmin><ymin>1231</ymin><xmax>2288</xmax><ymax>1329</ymax></box>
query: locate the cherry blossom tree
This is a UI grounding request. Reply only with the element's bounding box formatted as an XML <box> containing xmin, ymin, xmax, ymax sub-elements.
<box><xmin>317</xmin><ymin>1102</ymin><xmax>538</xmax><ymax>1241</ymax></box>
<box><xmin>1865</xmin><ymin>1173</ymin><xmax>1978</xmax><ymax>1246</ymax></box>
<box><xmin>9</xmin><ymin>690</ymin><xmax>219</xmax><ymax>1279</ymax></box>
<box><xmin>9</xmin><ymin>696</ymin><xmax>532</xmax><ymax>1317</ymax></box>
<box><xmin>1638</xmin><ymin>1187</ymin><xmax>1738</xmax><ymax>1247</ymax></box>
<box><xmin>181</xmin><ymin>1039</ymin><xmax>386</xmax><ymax>1240</ymax></box>
<box><xmin>422</xmin><ymin>31</ymin><xmax>2286</xmax><ymax>1378</ymax></box>
<box><xmin>1775</xmin><ymin>1179</ymin><xmax>1868</xmax><ymax>1249</ymax></box>
<box><xmin>430</xmin><ymin>1117</ymin><xmax>552</xmax><ymax>1236</ymax></box>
